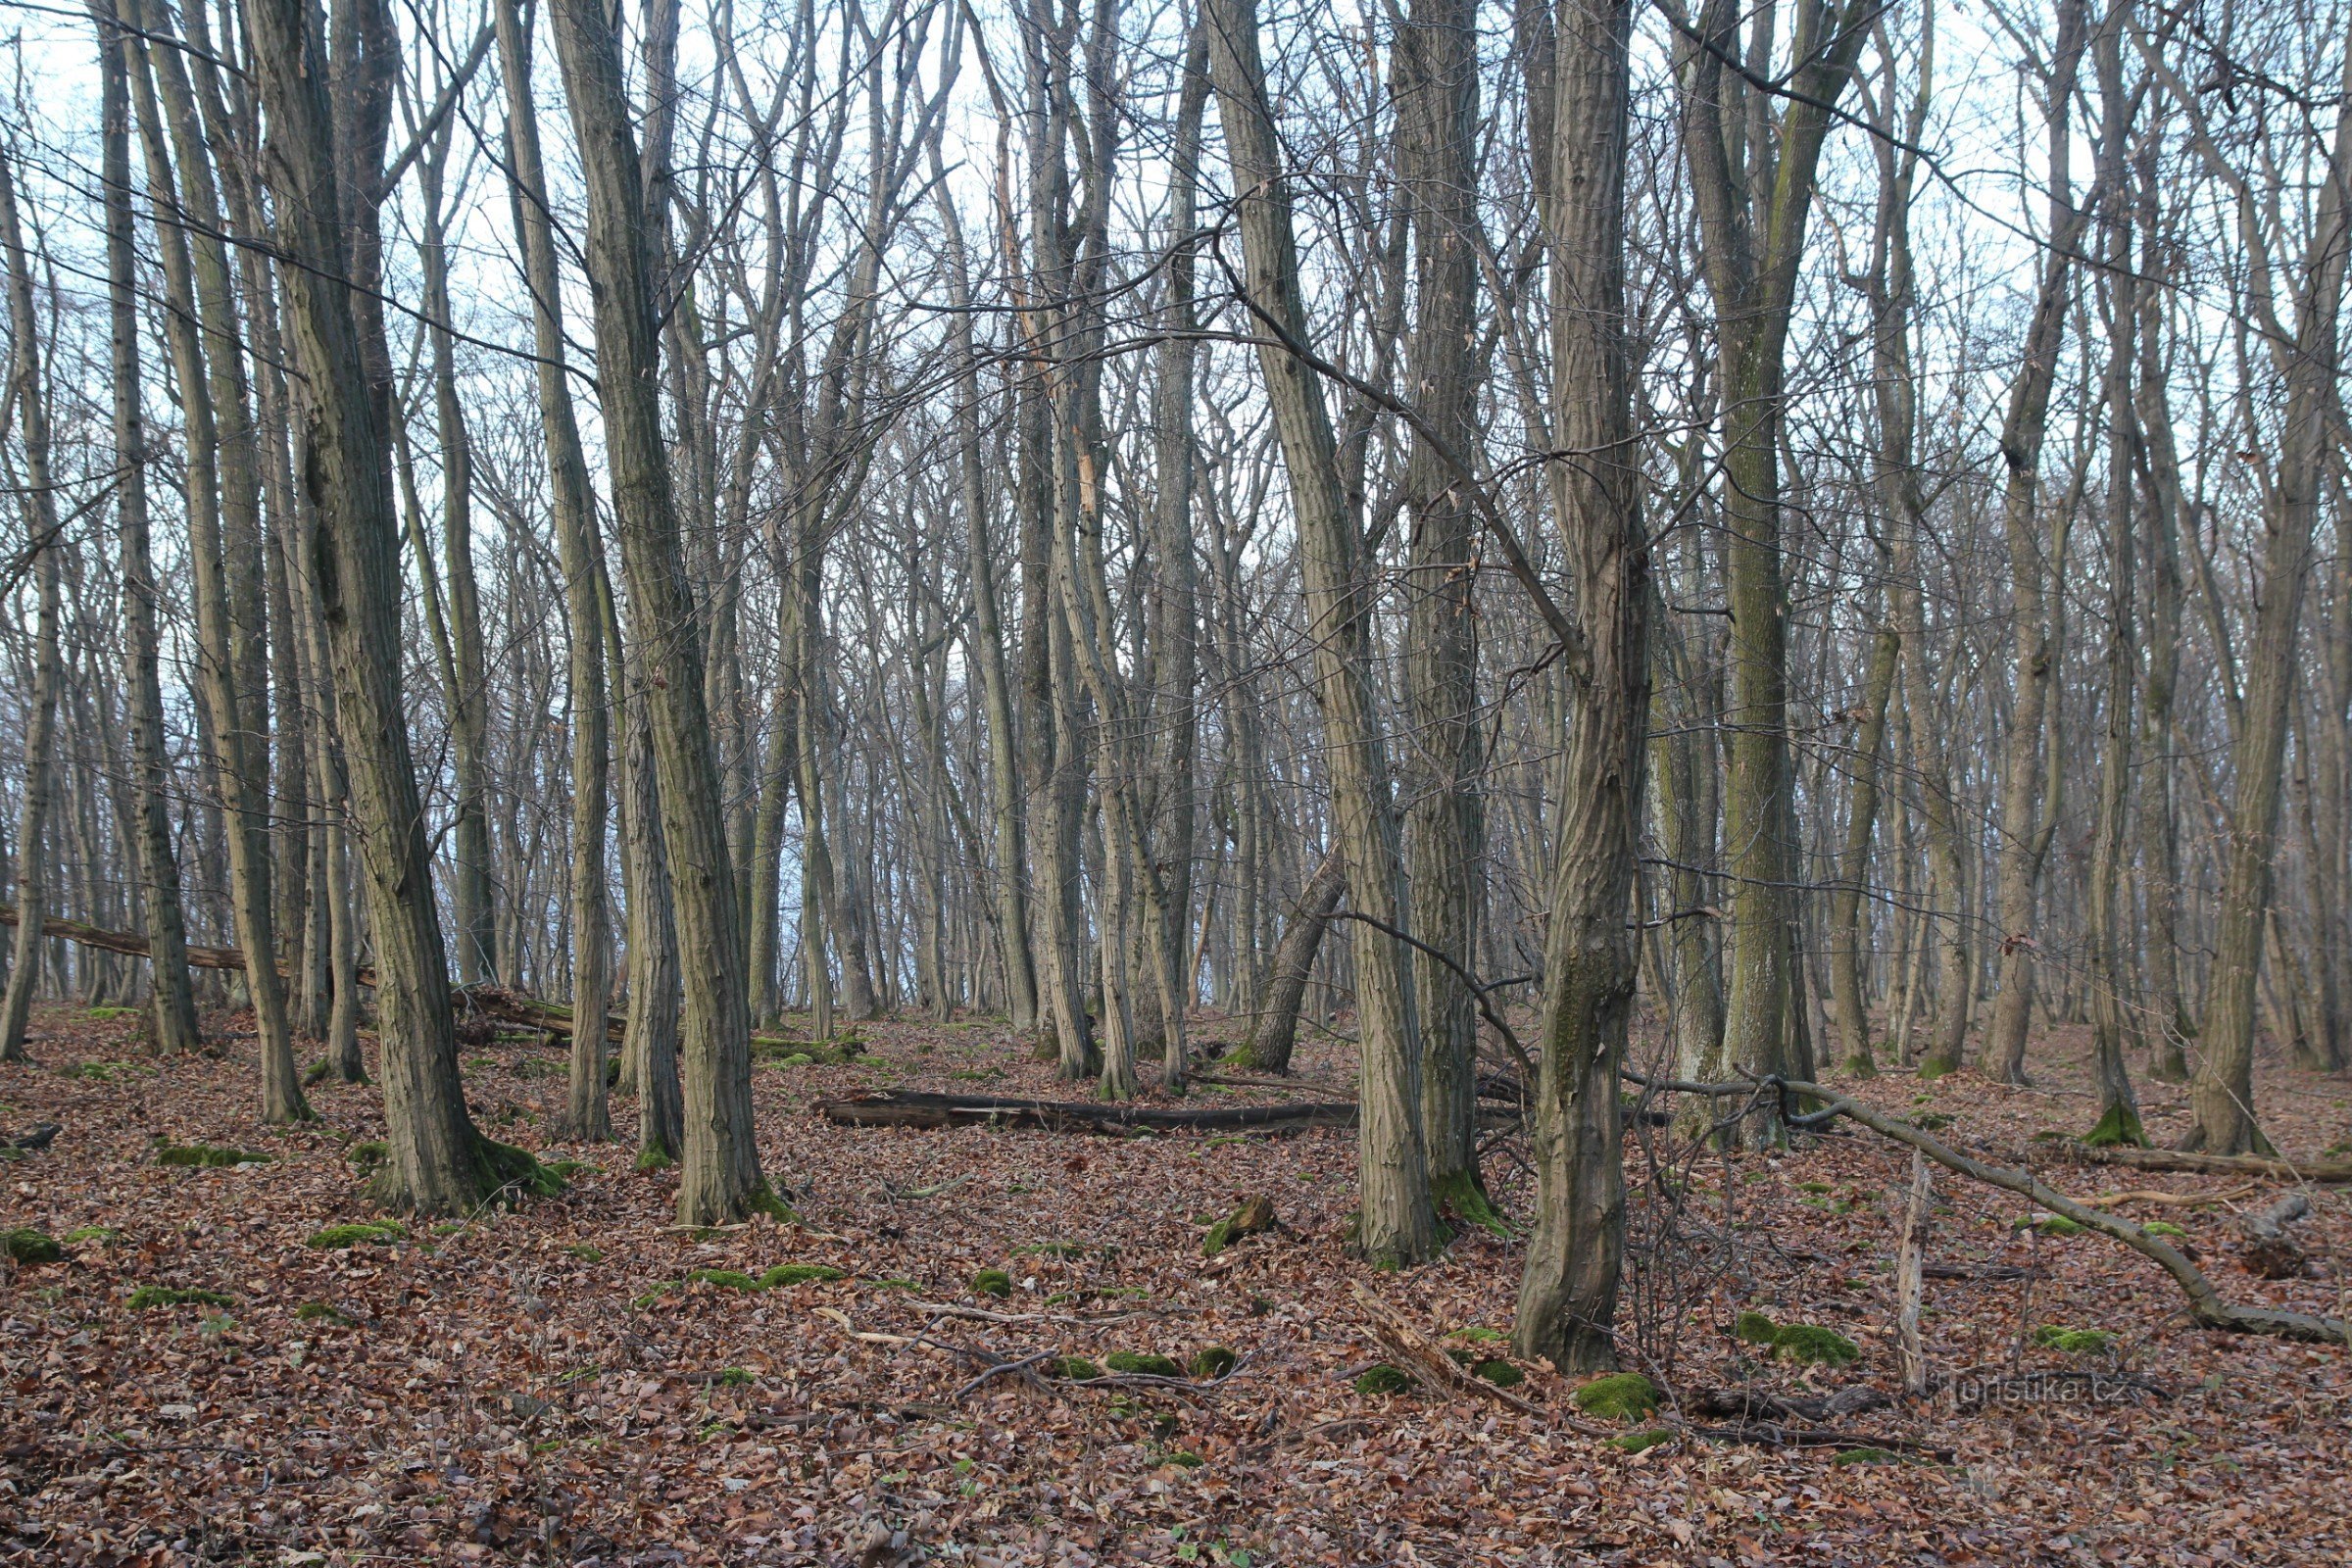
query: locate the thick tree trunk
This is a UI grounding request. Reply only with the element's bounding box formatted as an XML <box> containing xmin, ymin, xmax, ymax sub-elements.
<box><xmin>248</xmin><ymin>0</ymin><xmax>519</xmax><ymax>1211</ymax></box>
<box><xmin>547</xmin><ymin>0</ymin><xmax>767</xmax><ymax>1221</ymax></box>
<box><xmin>1207</xmin><ymin>0</ymin><xmax>1438</xmax><ymax>1265</ymax></box>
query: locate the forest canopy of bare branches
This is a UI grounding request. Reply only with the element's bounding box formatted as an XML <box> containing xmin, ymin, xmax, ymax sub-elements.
<box><xmin>1</xmin><ymin>0</ymin><xmax>2349</xmax><ymax>1558</ymax></box>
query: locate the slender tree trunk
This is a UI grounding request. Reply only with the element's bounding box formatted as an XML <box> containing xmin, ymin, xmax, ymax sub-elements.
<box><xmin>1395</xmin><ymin>0</ymin><xmax>1489</xmax><ymax>1218</ymax></box>
<box><xmin>2183</xmin><ymin>44</ymin><xmax>2352</xmax><ymax>1152</ymax></box>
<box><xmin>0</xmin><ymin>144</ymin><xmax>64</xmax><ymax>1063</ymax></box>
<box><xmin>95</xmin><ymin>2</ymin><xmax>200</xmax><ymax>1055</ymax></box>
<box><xmin>547</xmin><ymin>0</ymin><xmax>767</xmax><ymax>1221</ymax></box>
<box><xmin>1208</xmin><ymin>0</ymin><xmax>1438</xmax><ymax>1265</ymax></box>
<box><xmin>128</xmin><ymin>0</ymin><xmax>309</xmax><ymax>1121</ymax></box>
<box><xmin>1517</xmin><ymin>0</ymin><xmax>1645</xmax><ymax>1371</ymax></box>
<box><xmin>2083</xmin><ymin>13</ymin><xmax>2146</xmax><ymax>1145</ymax></box>
<box><xmin>494</xmin><ymin>0</ymin><xmax>611</xmax><ymax>1140</ymax></box>
<box><xmin>1240</xmin><ymin>853</ymin><xmax>1345</xmax><ymax>1075</ymax></box>
<box><xmin>1832</xmin><ymin>605</ymin><xmax>1898</xmax><ymax>1075</ymax></box>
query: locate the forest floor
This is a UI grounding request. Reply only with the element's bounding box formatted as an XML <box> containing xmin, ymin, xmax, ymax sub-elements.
<box><xmin>1</xmin><ymin>1003</ymin><xmax>2348</xmax><ymax>1567</ymax></box>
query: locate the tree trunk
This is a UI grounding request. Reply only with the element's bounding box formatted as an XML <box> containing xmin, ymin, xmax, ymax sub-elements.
<box><xmin>95</xmin><ymin>2</ymin><xmax>200</xmax><ymax>1056</ymax></box>
<box><xmin>547</xmin><ymin>0</ymin><xmax>767</xmax><ymax>1221</ymax></box>
<box><xmin>1239</xmin><ymin>854</ymin><xmax>1345</xmax><ymax>1076</ymax></box>
<box><xmin>0</xmin><ymin>142</ymin><xmax>65</xmax><ymax>1063</ymax></box>
<box><xmin>494</xmin><ymin>0</ymin><xmax>611</xmax><ymax>1141</ymax></box>
<box><xmin>1207</xmin><ymin>0</ymin><xmax>1438</xmax><ymax>1265</ymax></box>
<box><xmin>127</xmin><ymin>0</ymin><xmax>309</xmax><ymax>1122</ymax></box>
<box><xmin>2181</xmin><ymin>41</ymin><xmax>2352</xmax><ymax>1153</ymax></box>
<box><xmin>248</xmin><ymin>0</ymin><xmax>520</xmax><ymax>1211</ymax></box>
<box><xmin>1394</xmin><ymin>0</ymin><xmax>1489</xmax><ymax>1218</ymax></box>
<box><xmin>1513</xmin><ymin>0</ymin><xmax>1646</xmax><ymax>1373</ymax></box>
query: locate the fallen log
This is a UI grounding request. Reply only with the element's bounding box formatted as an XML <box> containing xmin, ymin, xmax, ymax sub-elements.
<box><xmin>810</xmin><ymin>1091</ymin><xmax>1364</xmax><ymax>1135</ymax></box>
<box><xmin>2073</xmin><ymin>1144</ymin><xmax>2352</xmax><ymax>1184</ymax></box>
<box><xmin>2</xmin><ymin>901</ymin><xmax>245</xmax><ymax>972</ymax></box>
<box><xmin>1772</xmin><ymin>1077</ymin><xmax>2351</xmax><ymax>1346</ymax></box>
<box><xmin>2082</xmin><ymin>1184</ymin><xmax>2259</xmax><ymax>1209</ymax></box>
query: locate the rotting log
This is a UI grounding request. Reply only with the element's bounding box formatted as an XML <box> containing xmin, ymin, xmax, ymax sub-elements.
<box><xmin>2072</xmin><ymin>1143</ymin><xmax>2352</xmax><ymax>1184</ymax></box>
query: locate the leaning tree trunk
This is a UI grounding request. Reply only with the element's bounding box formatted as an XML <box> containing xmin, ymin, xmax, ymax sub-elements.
<box><xmin>0</xmin><ymin>143</ymin><xmax>64</xmax><ymax>1064</ymax></box>
<box><xmin>1516</xmin><ymin>0</ymin><xmax>1645</xmax><ymax>1373</ymax></box>
<box><xmin>1831</xmin><ymin>606</ymin><xmax>1898</xmax><ymax>1075</ymax></box>
<box><xmin>1208</xmin><ymin>0</ymin><xmax>1438</xmax><ymax>1266</ymax></box>
<box><xmin>247</xmin><ymin>0</ymin><xmax>529</xmax><ymax>1211</ymax></box>
<box><xmin>95</xmin><ymin>4</ymin><xmax>200</xmax><ymax>1055</ymax></box>
<box><xmin>1238</xmin><ymin>854</ymin><xmax>1345</xmax><ymax>1076</ymax></box>
<box><xmin>547</xmin><ymin>0</ymin><xmax>767</xmax><ymax>1223</ymax></box>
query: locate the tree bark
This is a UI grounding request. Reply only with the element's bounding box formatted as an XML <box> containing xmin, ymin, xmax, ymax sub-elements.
<box><xmin>0</xmin><ymin>142</ymin><xmax>65</xmax><ymax>1064</ymax></box>
<box><xmin>1514</xmin><ymin>0</ymin><xmax>1646</xmax><ymax>1373</ymax></box>
<box><xmin>1207</xmin><ymin>0</ymin><xmax>1438</xmax><ymax>1265</ymax></box>
<box><xmin>94</xmin><ymin>0</ymin><xmax>200</xmax><ymax>1056</ymax></box>
<box><xmin>547</xmin><ymin>0</ymin><xmax>768</xmax><ymax>1221</ymax></box>
<box><xmin>248</xmin><ymin>0</ymin><xmax>520</xmax><ymax>1210</ymax></box>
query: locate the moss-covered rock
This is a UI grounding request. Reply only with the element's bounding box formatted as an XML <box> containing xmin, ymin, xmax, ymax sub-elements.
<box><xmin>1572</xmin><ymin>1372</ymin><xmax>1660</xmax><ymax>1420</ymax></box>
<box><xmin>1105</xmin><ymin>1351</ymin><xmax>1184</xmax><ymax>1377</ymax></box>
<box><xmin>1733</xmin><ymin>1309</ymin><xmax>1782</xmax><ymax>1347</ymax></box>
<box><xmin>157</xmin><ymin>1143</ymin><xmax>272</xmax><ymax>1169</ymax></box>
<box><xmin>2</xmin><ymin>1227</ymin><xmax>62</xmax><ymax>1263</ymax></box>
<box><xmin>1352</xmin><ymin>1364</ymin><xmax>1412</xmax><ymax>1396</ymax></box>
<box><xmin>127</xmin><ymin>1285</ymin><xmax>233</xmax><ymax>1310</ymax></box>
<box><xmin>306</xmin><ymin>1220</ymin><xmax>405</xmax><ymax>1250</ymax></box>
<box><xmin>1189</xmin><ymin>1345</ymin><xmax>1239</xmax><ymax>1380</ymax></box>
<box><xmin>1052</xmin><ymin>1356</ymin><xmax>1103</xmax><ymax>1381</ymax></box>
<box><xmin>1471</xmin><ymin>1359</ymin><xmax>1525</xmax><ymax>1388</ymax></box>
<box><xmin>1608</xmin><ymin>1427</ymin><xmax>1674</xmax><ymax>1454</ymax></box>
<box><xmin>971</xmin><ymin>1268</ymin><xmax>1013</xmax><ymax>1298</ymax></box>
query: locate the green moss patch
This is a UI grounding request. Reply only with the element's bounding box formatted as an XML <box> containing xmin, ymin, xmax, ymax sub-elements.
<box><xmin>61</xmin><ymin>1225</ymin><xmax>118</xmax><ymax>1246</ymax></box>
<box><xmin>972</xmin><ymin>1268</ymin><xmax>1013</xmax><ymax>1298</ymax></box>
<box><xmin>294</xmin><ymin>1301</ymin><xmax>354</xmax><ymax>1325</ymax></box>
<box><xmin>714</xmin><ymin>1367</ymin><xmax>756</xmax><ymax>1388</ymax></box>
<box><xmin>1572</xmin><ymin>1372</ymin><xmax>1660</xmax><ymax>1420</ymax></box>
<box><xmin>1471</xmin><ymin>1359</ymin><xmax>1525</xmax><ymax>1388</ymax></box>
<box><xmin>1190</xmin><ymin>1346</ymin><xmax>1239</xmax><ymax>1380</ymax></box>
<box><xmin>344</xmin><ymin>1142</ymin><xmax>388</xmax><ymax>1172</ymax></box>
<box><xmin>683</xmin><ymin>1268</ymin><xmax>762</xmax><ymax>1291</ymax></box>
<box><xmin>2033</xmin><ymin>1325</ymin><xmax>2117</xmax><ymax>1354</ymax></box>
<box><xmin>306</xmin><ymin>1220</ymin><xmax>405</xmax><ymax>1250</ymax></box>
<box><xmin>127</xmin><ymin>1285</ymin><xmax>234</xmax><ymax>1310</ymax></box>
<box><xmin>757</xmin><ymin>1263</ymin><xmax>845</xmax><ymax>1288</ymax></box>
<box><xmin>2013</xmin><ymin>1213</ymin><xmax>2084</xmax><ymax>1237</ymax></box>
<box><xmin>1052</xmin><ymin>1356</ymin><xmax>1103</xmax><ymax>1381</ymax></box>
<box><xmin>1734</xmin><ymin>1310</ymin><xmax>1861</xmax><ymax>1366</ymax></box>
<box><xmin>564</xmin><ymin>1243</ymin><xmax>605</xmax><ymax>1262</ymax></box>
<box><xmin>2143</xmin><ymin>1221</ymin><xmax>2186</xmax><ymax>1239</ymax></box>
<box><xmin>1608</xmin><ymin>1427</ymin><xmax>1674</xmax><ymax>1454</ymax></box>
<box><xmin>158</xmin><ymin>1143</ymin><xmax>273</xmax><ymax>1169</ymax></box>
<box><xmin>1352</xmin><ymin>1364</ymin><xmax>1412</xmax><ymax>1396</ymax></box>
<box><xmin>3</xmin><ymin>1227</ymin><xmax>62</xmax><ymax>1263</ymax></box>
<box><xmin>1105</xmin><ymin>1351</ymin><xmax>1184</xmax><ymax>1377</ymax></box>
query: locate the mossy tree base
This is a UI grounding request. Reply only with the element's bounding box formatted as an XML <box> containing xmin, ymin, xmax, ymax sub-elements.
<box><xmin>1430</xmin><ymin>1168</ymin><xmax>1514</xmax><ymax>1240</ymax></box>
<box><xmin>2082</xmin><ymin>1102</ymin><xmax>2151</xmax><ymax>1150</ymax></box>
<box><xmin>364</xmin><ymin>1134</ymin><xmax>564</xmax><ymax>1215</ymax></box>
